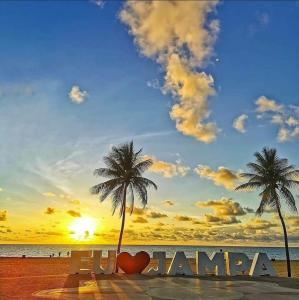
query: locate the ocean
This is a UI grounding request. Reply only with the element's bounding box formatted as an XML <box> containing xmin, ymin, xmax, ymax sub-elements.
<box><xmin>1</xmin><ymin>244</ymin><xmax>299</xmax><ymax>260</ymax></box>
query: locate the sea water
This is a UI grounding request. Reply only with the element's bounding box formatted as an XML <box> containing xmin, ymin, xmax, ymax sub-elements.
<box><xmin>1</xmin><ymin>244</ymin><xmax>299</xmax><ymax>260</ymax></box>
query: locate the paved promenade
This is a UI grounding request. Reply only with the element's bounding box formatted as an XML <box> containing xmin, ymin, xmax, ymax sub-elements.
<box><xmin>1</xmin><ymin>258</ymin><xmax>299</xmax><ymax>299</ymax></box>
<box><xmin>33</xmin><ymin>276</ymin><xmax>299</xmax><ymax>300</ymax></box>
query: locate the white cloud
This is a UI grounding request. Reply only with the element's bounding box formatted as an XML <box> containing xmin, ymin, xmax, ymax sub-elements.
<box><xmin>248</xmin><ymin>12</ymin><xmax>270</xmax><ymax>36</ymax></box>
<box><xmin>258</xmin><ymin>13</ymin><xmax>270</xmax><ymax>26</ymax></box>
<box><xmin>253</xmin><ymin>96</ymin><xmax>299</xmax><ymax>142</ymax></box>
<box><xmin>255</xmin><ymin>96</ymin><xmax>283</xmax><ymax>113</ymax></box>
<box><xmin>271</xmin><ymin>114</ymin><xmax>284</xmax><ymax>125</ymax></box>
<box><xmin>120</xmin><ymin>1</ymin><xmax>220</xmax><ymax>143</ymax></box>
<box><xmin>285</xmin><ymin>116</ymin><xmax>299</xmax><ymax>127</ymax></box>
<box><xmin>68</xmin><ymin>85</ymin><xmax>88</xmax><ymax>104</ymax></box>
<box><xmin>42</xmin><ymin>192</ymin><xmax>56</xmax><ymax>198</ymax></box>
<box><xmin>233</xmin><ymin>114</ymin><xmax>248</xmax><ymax>133</ymax></box>
<box><xmin>90</xmin><ymin>0</ymin><xmax>105</xmax><ymax>8</ymax></box>
<box><xmin>278</xmin><ymin>127</ymin><xmax>299</xmax><ymax>143</ymax></box>
<box><xmin>146</xmin><ymin>79</ymin><xmax>161</xmax><ymax>90</ymax></box>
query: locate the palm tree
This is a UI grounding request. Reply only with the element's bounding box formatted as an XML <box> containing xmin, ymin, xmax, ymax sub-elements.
<box><xmin>235</xmin><ymin>147</ymin><xmax>299</xmax><ymax>277</ymax></box>
<box><xmin>90</xmin><ymin>141</ymin><xmax>157</xmax><ymax>254</ymax></box>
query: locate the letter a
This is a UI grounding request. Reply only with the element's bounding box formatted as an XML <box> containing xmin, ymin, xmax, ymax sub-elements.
<box><xmin>168</xmin><ymin>251</ymin><xmax>193</xmax><ymax>276</ymax></box>
<box><xmin>249</xmin><ymin>253</ymin><xmax>276</xmax><ymax>277</ymax></box>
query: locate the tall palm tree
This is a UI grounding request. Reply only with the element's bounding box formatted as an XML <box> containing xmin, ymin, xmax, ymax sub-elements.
<box><xmin>235</xmin><ymin>147</ymin><xmax>299</xmax><ymax>277</ymax></box>
<box><xmin>90</xmin><ymin>141</ymin><xmax>157</xmax><ymax>254</ymax></box>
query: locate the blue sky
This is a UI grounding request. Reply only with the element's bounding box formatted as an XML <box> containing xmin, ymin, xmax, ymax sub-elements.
<box><xmin>0</xmin><ymin>0</ymin><xmax>299</xmax><ymax>245</ymax></box>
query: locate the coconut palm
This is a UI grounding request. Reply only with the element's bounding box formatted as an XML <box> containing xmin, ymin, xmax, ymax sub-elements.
<box><xmin>235</xmin><ymin>147</ymin><xmax>299</xmax><ymax>277</ymax></box>
<box><xmin>90</xmin><ymin>141</ymin><xmax>157</xmax><ymax>254</ymax></box>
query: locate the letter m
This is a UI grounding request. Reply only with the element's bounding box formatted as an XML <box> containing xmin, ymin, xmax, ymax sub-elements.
<box><xmin>196</xmin><ymin>252</ymin><xmax>225</xmax><ymax>276</ymax></box>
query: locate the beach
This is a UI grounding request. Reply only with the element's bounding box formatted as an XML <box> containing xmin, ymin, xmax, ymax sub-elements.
<box><xmin>1</xmin><ymin>257</ymin><xmax>299</xmax><ymax>299</ymax></box>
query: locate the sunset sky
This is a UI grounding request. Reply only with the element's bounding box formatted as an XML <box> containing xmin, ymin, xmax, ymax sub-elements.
<box><xmin>0</xmin><ymin>0</ymin><xmax>299</xmax><ymax>246</ymax></box>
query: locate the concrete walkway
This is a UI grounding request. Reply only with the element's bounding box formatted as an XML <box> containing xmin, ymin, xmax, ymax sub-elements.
<box><xmin>33</xmin><ymin>276</ymin><xmax>299</xmax><ymax>299</ymax></box>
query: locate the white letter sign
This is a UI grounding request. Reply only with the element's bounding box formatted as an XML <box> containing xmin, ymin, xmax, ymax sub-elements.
<box><xmin>93</xmin><ymin>250</ymin><xmax>116</xmax><ymax>274</ymax></box>
<box><xmin>225</xmin><ymin>252</ymin><xmax>250</xmax><ymax>276</ymax></box>
<box><xmin>168</xmin><ymin>251</ymin><xmax>193</xmax><ymax>276</ymax></box>
<box><xmin>147</xmin><ymin>251</ymin><xmax>166</xmax><ymax>275</ymax></box>
<box><xmin>196</xmin><ymin>252</ymin><xmax>225</xmax><ymax>276</ymax></box>
<box><xmin>249</xmin><ymin>253</ymin><xmax>276</xmax><ymax>277</ymax></box>
<box><xmin>69</xmin><ymin>250</ymin><xmax>92</xmax><ymax>274</ymax></box>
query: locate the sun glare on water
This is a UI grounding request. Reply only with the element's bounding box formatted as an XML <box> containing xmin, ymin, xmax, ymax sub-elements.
<box><xmin>69</xmin><ymin>217</ymin><xmax>97</xmax><ymax>241</ymax></box>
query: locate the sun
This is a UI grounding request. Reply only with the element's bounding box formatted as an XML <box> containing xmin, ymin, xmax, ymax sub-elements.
<box><xmin>69</xmin><ymin>217</ymin><xmax>97</xmax><ymax>241</ymax></box>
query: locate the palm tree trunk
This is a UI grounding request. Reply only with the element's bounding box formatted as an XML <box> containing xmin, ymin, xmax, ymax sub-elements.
<box><xmin>117</xmin><ymin>184</ymin><xmax>127</xmax><ymax>254</ymax></box>
<box><xmin>276</xmin><ymin>204</ymin><xmax>291</xmax><ymax>277</ymax></box>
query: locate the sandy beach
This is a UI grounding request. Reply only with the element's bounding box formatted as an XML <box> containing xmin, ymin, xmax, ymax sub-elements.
<box><xmin>1</xmin><ymin>257</ymin><xmax>299</xmax><ymax>299</ymax></box>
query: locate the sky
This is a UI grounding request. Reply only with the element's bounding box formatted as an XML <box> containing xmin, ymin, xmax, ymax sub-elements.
<box><xmin>0</xmin><ymin>0</ymin><xmax>299</xmax><ymax>246</ymax></box>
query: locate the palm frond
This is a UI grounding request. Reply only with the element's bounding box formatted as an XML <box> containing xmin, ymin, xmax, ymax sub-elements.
<box><xmin>239</xmin><ymin>172</ymin><xmax>258</xmax><ymax>179</ymax></box>
<box><xmin>90</xmin><ymin>178</ymin><xmax>121</xmax><ymax>201</ymax></box>
<box><xmin>263</xmin><ymin>147</ymin><xmax>276</xmax><ymax>162</ymax></box>
<box><xmin>247</xmin><ymin>163</ymin><xmax>265</xmax><ymax>175</ymax></box>
<box><xmin>284</xmin><ymin>170</ymin><xmax>299</xmax><ymax>179</ymax></box>
<box><xmin>133</xmin><ymin>177</ymin><xmax>158</xmax><ymax>190</ymax></box>
<box><xmin>134</xmin><ymin>159</ymin><xmax>153</xmax><ymax>174</ymax></box>
<box><xmin>256</xmin><ymin>186</ymin><xmax>272</xmax><ymax>215</ymax></box>
<box><xmin>254</xmin><ymin>151</ymin><xmax>267</xmax><ymax>167</ymax></box>
<box><xmin>256</xmin><ymin>201</ymin><xmax>267</xmax><ymax>216</ymax></box>
<box><xmin>103</xmin><ymin>156</ymin><xmax>124</xmax><ymax>174</ymax></box>
<box><xmin>131</xmin><ymin>181</ymin><xmax>148</xmax><ymax>207</ymax></box>
<box><xmin>93</xmin><ymin>168</ymin><xmax>119</xmax><ymax>178</ymax></box>
<box><xmin>128</xmin><ymin>183</ymin><xmax>135</xmax><ymax>215</ymax></box>
<box><xmin>110</xmin><ymin>184</ymin><xmax>125</xmax><ymax>216</ymax></box>
<box><xmin>279</xmin><ymin>186</ymin><xmax>298</xmax><ymax>213</ymax></box>
<box><xmin>235</xmin><ymin>181</ymin><xmax>263</xmax><ymax>191</ymax></box>
<box><xmin>280</xmin><ymin>165</ymin><xmax>295</xmax><ymax>175</ymax></box>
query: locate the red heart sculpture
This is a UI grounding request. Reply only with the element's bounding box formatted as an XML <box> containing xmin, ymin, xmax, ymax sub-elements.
<box><xmin>117</xmin><ymin>251</ymin><xmax>150</xmax><ymax>274</ymax></box>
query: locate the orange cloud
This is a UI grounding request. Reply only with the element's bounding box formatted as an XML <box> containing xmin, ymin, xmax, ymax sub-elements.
<box><xmin>147</xmin><ymin>211</ymin><xmax>168</xmax><ymax>219</ymax></box>
<box><xmin>67</xmin><ymin>210</ymin><xmax>81</xmax><ymax>218</ymax></box>
<box><xmin>174</xmin><ymin>215</ymin><xmax>193</xmax><ymax>222</ymax></box>
<box><xmin>163</xmin><ymin>200</ymin><xmax>175</xmax><ymax>206</ymax></box>
<box><xmin>194</xmin><ymin>165</ymin><xmax>242</xmax><ymax>190</ymax></box>
<box><xmin>205</xmin><ymin>214</ymin><xmax>240</xmax><ymax>225</ymax></box>
<box><xmin>45</xmin><ymin>207</ymin><xmax>55</xmax><ymax>215</ymax></box>
<box><xmin>145</xmin><ymin>155</ymin><xmax>189</xmax><ymax>178</ymax></box>
<box><xmin>126</xmin><ymin>207</ymin><xmax>146</xmax><ymax>215</ymax></box>
<box><xmin>42</xmin><ymin>192</ymin><xmax>56</xmax><ymax>197</ymax></box>
<box><xmin>133</xmin><ymin>216</ymin><xmax>148</xmax><ymax>224</ymax></box>
<box><xmin>196</xmin><ymin>198</ymin><xmax>246</xmax><ymax>217</ymax></box>
<box><xmin>0</xmin><ymin>210</ymin><xmax>7</xmax><ymax>221</ymax></box>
